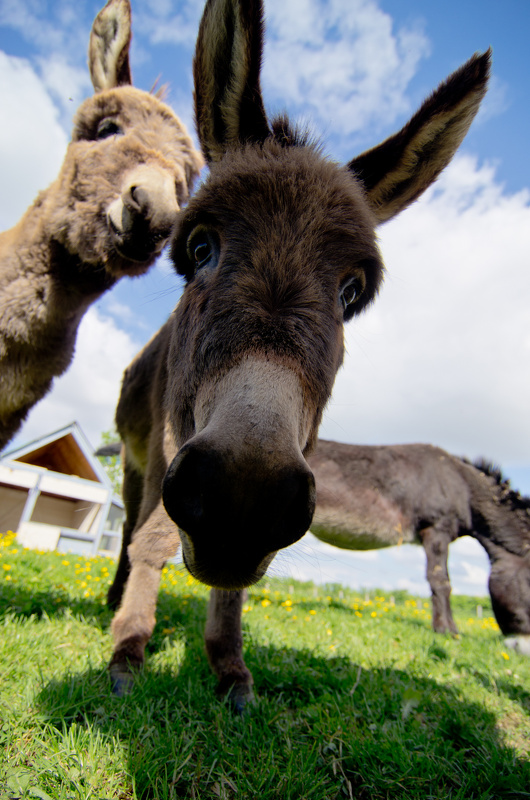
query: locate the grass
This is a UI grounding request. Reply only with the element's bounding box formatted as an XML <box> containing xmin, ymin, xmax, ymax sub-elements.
<box><xmin>0</xmin><ymin>529</ymin><xmax>529</xmax><ymax>799</ymax></box>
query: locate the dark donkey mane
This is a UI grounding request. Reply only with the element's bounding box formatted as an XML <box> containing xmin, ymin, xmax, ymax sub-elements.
<box><xmin>472</xmin><ymin>458</ymin><xmax>530</xmax><ymax>513</ymax></box>
<box><xmin>461</xmin><ymin>457</ymin><xmax>530</xmax><ymax>561</ymax></box>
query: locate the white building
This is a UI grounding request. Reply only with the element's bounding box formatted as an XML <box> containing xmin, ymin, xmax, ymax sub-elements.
<box><xmin>0</xmin><ymin>422</ymin><xmax>124</xmax><ymax>557</ymax></box>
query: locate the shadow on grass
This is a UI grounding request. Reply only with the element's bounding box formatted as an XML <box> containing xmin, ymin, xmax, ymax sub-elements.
<box><xmin>34</xmin><ymin>611</ymin><xmax>530</xmax><ymax>800</ymax></box>
<box><xmin>0</xmin><ymin>576</ymin><xmax>209</xmax><ymax>632</ymax></box>
<box><xmin>0</xmin><ymin>579</ymin><xmax>114</xmax><ymax>623</ymax></box>
<box><xmin>5</xmin><ymin>570</ymin><xmax>527</xmax><ymax>798</ymax></box>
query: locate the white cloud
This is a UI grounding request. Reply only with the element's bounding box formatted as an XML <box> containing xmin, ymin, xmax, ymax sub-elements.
<box><xmin>0</xmin><ymin>0</ymin><xmax>90</xmax><ymax>59</ymax></box>
<box><xmin>13</xmin><ymin>308</ymin><xmax>140</xmax><ymax>451</ymax></box>
<box><xmin>320</xmin><ymin>154</ymin><xmax>530</xmax><ymax>467</ymax></box>
<box><xmin>133</xmin><ymin>0</ymin><xmax>204</xmax><ymax>46</ymax></box>
<box><xmin>262</xmin><ymin>0</ymin><xmax>430</xmax><ymax>143</ymax></box>
<box><xmin>38</xmin><ymin>55</ymin><xmax>91</xmax><ymax>126</ymax></box>
<box><xmin>0</xmin><ymin>52</ymin><xmax>68</xmax><ymax>229</ymax></box>
<box><xmin>132</xmin><ymin>0</ymin><xmax>431</xmax><ymax>147</ymax></box>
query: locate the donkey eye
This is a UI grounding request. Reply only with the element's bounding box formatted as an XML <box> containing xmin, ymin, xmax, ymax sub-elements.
<box><xmin>96</xmin><ymin>119</ymin><xmax>122</xmax><ymax>139</ymax></box>
<box><xmin>339</xmin><ymin>277</ymin><xmax>362</xmax><ymax>311</ymax></box>
<box><xmin>186</xmin><ymin>226</ymin><xmax>219</xmax><ymax>272</ymax></box>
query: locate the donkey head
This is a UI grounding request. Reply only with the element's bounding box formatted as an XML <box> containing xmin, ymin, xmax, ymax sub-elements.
<box><xmin>162</xmin><ymin>0</ymin><xmax>490</xmax><ymax>590</ymax></box>
<box><xmin>48</xmin><ymin>0</ymin><xmax>203</xmax><ymax>278</ymax></box>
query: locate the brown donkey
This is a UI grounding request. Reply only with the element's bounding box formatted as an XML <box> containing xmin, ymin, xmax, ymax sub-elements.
<box><xmin>108</xmin><ymin>0</ymin><xmax>490</xmax><ymax>704</ymax></box>
<box><xmin>0</xmin><ymin>0</ymin><xmax>203</xmax><ymax>451</ymax></box>
<box><xmin>309</xmin><ymin>440</ymin><xmax>530</xmax><ymax>648</ymax></box>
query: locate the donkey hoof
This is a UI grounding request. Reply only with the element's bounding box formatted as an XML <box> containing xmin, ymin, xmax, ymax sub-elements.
<box><xmin>504</xmin><ymin>635</ymin><xmax>530</xmax><ymax>657</ymax></box>
<box><xmin>226</xmin><ymin>684</ymin><xmax>255</xmax><ymax>715</ymax></box>
<box><xmin>109</xmin><ymin>662</ymin><xmax>138</xmax><ymax>696</ymax></box>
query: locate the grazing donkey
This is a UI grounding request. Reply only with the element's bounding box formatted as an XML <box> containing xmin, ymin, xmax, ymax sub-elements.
<box><xmin>309</xmin><ymin>440</ymin><xmax>530</xmax><ymax>645</ymax></box>
<box><xmin>108</xmin><ymin>0</ymin><xmax>490</xmax><ymax>704</ymax></box>
<box><xmin>0</xmin><ymin>0</ymin><xmax>203</xmax><ymax>451</ymax></box>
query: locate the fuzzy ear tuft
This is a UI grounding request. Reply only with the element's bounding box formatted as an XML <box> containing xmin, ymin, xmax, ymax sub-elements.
<box><xmin>349</xmin><ymin>49</ymin><xmax>491</xmax><ymax>224</ymax></box>
<box><xmin>89</xmin><ymin>0</ymin><xmax>132</xmax><ymax>93</ymax></box>
<box><xmin>193</xmin><ymin>0</ymin><xmax>270</xmax><ymax>163</ymax></box>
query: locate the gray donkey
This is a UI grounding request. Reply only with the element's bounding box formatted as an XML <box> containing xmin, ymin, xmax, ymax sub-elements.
<box><xmin>0</xmin><ymin>0</ymin><xmax>203</xmax><ymax>451</ymax></box>
<box><xmin>309</xmin><ymin>440</ymin><xmax>530</xmax><ymax>650</ymax></box>
<box><xmin>106</xmin><ymin>0</ymin><xmax>490</xmax><ymax>707</ymax></box>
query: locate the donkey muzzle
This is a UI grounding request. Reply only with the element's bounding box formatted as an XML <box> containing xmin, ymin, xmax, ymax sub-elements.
<box><xmin>108</xmin><ymin>164</ymin><xmax>179</xmax><ymax>262</ymax></box>
<box><xmin>162</xmin><ymin>440</ymin><xmax>316</xmax><ymax>590</ymax></box>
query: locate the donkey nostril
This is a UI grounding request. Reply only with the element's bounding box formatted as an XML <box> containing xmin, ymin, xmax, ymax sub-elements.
<box><xmin>127</xmin><ymin>184</ymin><xmax>150</xmax><ymax>216</ymax></box>
<box><xmin>163</xmin><ymin>446</ymin><xmax>219</xmax><ymax>534</ymax></box>
<box><xmin>163</xmin><ymin>443</ymin><xmax>316</xmax><ymax>552</ymax></box>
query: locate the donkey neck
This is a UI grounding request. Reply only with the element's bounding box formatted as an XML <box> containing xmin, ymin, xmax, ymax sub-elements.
<box><xmin>2</xmin><ymin>195</ymin><xmax>117</xmax><ymax>325</ymax></box>
<box><xmin>466</xmin><ymin>464</ymin><xmax>530</xmax><ymax>560</ymax></box>
<box><xmin>0</xmin><ymin>202</ymin><xmax>117</xmax><ymax>372</ymax></box>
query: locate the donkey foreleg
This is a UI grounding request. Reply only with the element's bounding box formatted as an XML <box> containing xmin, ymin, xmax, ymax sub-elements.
<box><xmin>109</xmin><ymin>502</ymin><xmax>181</xmax><ymax>695</ymax></box>
<box><xmin>205</xmin><ymin>588</ymin><xmax>253</xmax><ymax>712</ymax></box>
<box><xmin>488</xmin><ymin>549</ymin><xmax>530</xmax><ymax>637</ymax></box>
<box><xmin>420</xmin><ymin>525</ymin><xmax>458</xmax><ymax>634</ymax></box>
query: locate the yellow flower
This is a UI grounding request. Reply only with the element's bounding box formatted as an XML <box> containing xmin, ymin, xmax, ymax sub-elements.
<box><xmin>371</xmin><ymin>611</ymin><xmax>377</xmax><ymax>618</ymax></box>
<box><xmin>261</xmin><ymin>598</ymin><xmax>271</xmax><ymax>607</ymax></box>
<box><xmin>2</xmin><ymin>564</ymin><xmax>11</xmax><ymax>571</ymax></box>
<box><xmin>61</xmin><ymin>560</ymin><xmax>70</xmax><ymax>566</ymax></box>
<box><xmin>501</xmin><ymin>652</ymin><xmax>510</xmax><ymax>660</ymax></box>
<box><xmin>309</xmin><ymin>609</ymin><xmax>316</xmax><ymax>615</ymax></box>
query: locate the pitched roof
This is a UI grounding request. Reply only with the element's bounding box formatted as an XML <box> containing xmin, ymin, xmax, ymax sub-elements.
<box><xmin>2</xmin><ymin>421</ymin><xmax>110</xmax><ymax>487</ymax></box>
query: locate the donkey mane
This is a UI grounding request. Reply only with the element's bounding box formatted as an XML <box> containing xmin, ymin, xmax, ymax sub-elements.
<box><xmin>472</xmin><ymin>458</ymin><xmax>530</xmax><ymax>515</ymax></box>
<box><xmin>270</xmin><ymin>116</ymin><xmax>319</xmax><ymax>150</ymax></box>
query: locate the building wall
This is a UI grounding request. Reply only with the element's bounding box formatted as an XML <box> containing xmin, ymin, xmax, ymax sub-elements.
<box><xmin>30</xmin><ymin>494</ymin><xmax>96</xmax><ymax>530</ymax></box>
<box><xmin>0</xmin><ymin>484</ymin><xmax>27</xmax><ymax>532</ymax></box>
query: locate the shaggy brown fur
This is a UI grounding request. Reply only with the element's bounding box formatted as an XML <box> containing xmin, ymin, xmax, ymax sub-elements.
<box><xmin>0</xmin><ymin>0</ymin><xmax>203</xmax><ymax>451</ymax></box>
<box><xmin>309</xmin><ymin>440</ymin><xmax>530</xmax><ymax>638</ymax></box>
<box><xmin>107</xmin><ymin>0</ymin><xmax>490</xmax><ymax>705</ymax></box>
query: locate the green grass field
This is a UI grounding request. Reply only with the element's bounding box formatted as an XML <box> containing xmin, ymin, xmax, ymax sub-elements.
<box><xmin>1</xmin><ymin>530</ymin><xmax>529</xmax><ymax>800</ymax></box>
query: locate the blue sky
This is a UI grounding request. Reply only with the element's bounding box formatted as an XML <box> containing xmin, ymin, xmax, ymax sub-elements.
<box><xmin>1</xmin><ymin>0</ymin><xmax>529</xmax><ymax>596</ymax></box>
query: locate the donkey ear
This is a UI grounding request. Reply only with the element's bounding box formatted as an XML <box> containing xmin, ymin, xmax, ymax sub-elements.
<box><xmin>349</xmin><ymin>49</ymin><xmax>491</xmax><ymax>224</ymax></box>
<box><xmin>89</xmin><ymin>0</ymin><xmax>133</xmax><ymax>93</ymax></box>
<box><xmin>193</xmin><ymin>0</ymin><xmax>271</xmax><ymax>163</ymax></box>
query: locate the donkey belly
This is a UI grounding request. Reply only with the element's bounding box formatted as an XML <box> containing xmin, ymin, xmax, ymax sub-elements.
<box><xmin>311</xmin><ymin>487</ymin><xmax>414</xmax><ymax>551</ymax></box>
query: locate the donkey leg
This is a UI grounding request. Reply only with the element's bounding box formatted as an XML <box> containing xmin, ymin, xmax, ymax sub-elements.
<box><xmin>107</xmin><ymin>456</ymin><xmax>143</xmax><ymax>609</ymax></box>
<box><xmin>109</xmin><ymin>501</ymin><xmax>180</xmax><ymax>696</ymax></box>
<box><xmin>205</xmin><ymin>588</ymin><xmax>254</xmax><ymax>712</ymax></box>
<box><xmin>421</xmin><ymin>525</ymin><xmax>458</xmax><ymax>634</ymax></box>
